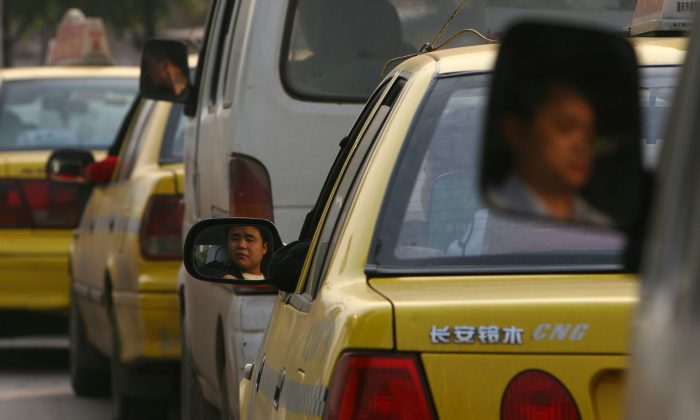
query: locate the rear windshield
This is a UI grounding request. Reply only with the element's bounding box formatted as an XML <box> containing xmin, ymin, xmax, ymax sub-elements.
<box><xmin>0</xmin><ymin>78</ymin><xmax>137</xmax><ymax>151</ymax></box>
<box><xmin>283</xmin><ymin>0</ymin><xmax>635</xmax><ymax>100</ymax></box>
<box><xmin>370</xmin><ymin>66</ymin><xmax>677</xmax><ymax>273</ymax></box>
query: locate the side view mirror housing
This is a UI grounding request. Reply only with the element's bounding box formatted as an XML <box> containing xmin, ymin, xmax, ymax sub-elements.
<box><xmin>46</xmin><ymin>149</ymin><xmax>95</xmax><ymax>185</ymax></box>
<box><xmin>183</xmin><ymin>217</ymin><xmax>284</xmax><ymax>287</ymax></box>
<box><xmin>140</xmin><ymin>39</ymin><xmax>191</xmax><ymax>103</ymax></box>
<box><xmin>480</xmin><ymin>21</ymin><xmax>644</xmax><ymax>232</ymax></box>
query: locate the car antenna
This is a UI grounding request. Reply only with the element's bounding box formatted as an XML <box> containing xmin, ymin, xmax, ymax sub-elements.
<box><xmin>382</xmin><ymin>0</ymin><xmax>490</xmax><ymax>78</ymax></box>
<box><xmin>421</xmin><ymin>0</ymin><xmax>470</xmax><ymax>53</ymax></box>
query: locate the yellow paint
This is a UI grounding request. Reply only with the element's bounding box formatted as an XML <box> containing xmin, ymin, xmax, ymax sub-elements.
<box><xmin>73</xmin><ymin>99</ymin><xmax>184</xmax><ymax>363</ymax></box>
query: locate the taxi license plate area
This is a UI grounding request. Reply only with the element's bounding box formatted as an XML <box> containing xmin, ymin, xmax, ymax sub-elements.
<box><xmin>420</xmin><ymin>353</ymin><xmax>625</xmax><ymax>420</ymax></box>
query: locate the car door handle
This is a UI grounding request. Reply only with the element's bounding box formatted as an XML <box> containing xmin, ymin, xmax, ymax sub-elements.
<box><xmin>243</xmin><ymin>363</ymin><xmax>254</xmax><ymax>380</ymax></box>
<box><xmin>89</xmin><ymin>220</ymin><xmax>95</xmax><ymax>233</ymax></box>
<box><xmin>109</xmin><ymin>218</ymin><xmax>115</xmax><ymax>232</ymax></box>
<box><xmin>273</xmin><ymin>369</ymin><xmax>286</xmax><ymax>410</ymax></box>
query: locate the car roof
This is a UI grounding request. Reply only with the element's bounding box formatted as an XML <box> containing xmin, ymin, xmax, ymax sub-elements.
<box><xmin>0</xmin><ymin>66</ymin><xmax>139</xmax><ymax>81</ymax></box>
<box><xmin>395</xmin><ymin>37</ymin><xmax>687</xmax><ymax>76</ymax></box>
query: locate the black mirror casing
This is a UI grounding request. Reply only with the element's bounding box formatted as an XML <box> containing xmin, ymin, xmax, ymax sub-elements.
<box><xmin>480</xmin><ymin>21</ymin><xmax>644</xmax><ymax>232</ymax></box>
<box><xmin>183</xmin><ymin>217</ymin><xmax>284</xmax><ymax>286</ymax></box>
<box><xmin>46</xmin><ymin>149</ymin><xmax>95</xmax><ymax>185</ymax></box>
<box><xmin>140</xmin><ymin>39</ymin><xmax>191</xmax><ymax>103</ymax></box>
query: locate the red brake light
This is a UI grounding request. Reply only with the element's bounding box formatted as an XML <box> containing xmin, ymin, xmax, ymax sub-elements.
<box><xmin>0</xmin><ymin>179</ymin><xmax>87</xmax><ymax>228</ymax></box>
<box><xmin>323</xmin><ymin>353</ymin><xmax>435</xmax><ymax>420</ymax></box>
<box><xmin>229</xmin><ymin>154</ymin><xmax>273</xmax><ymax>221</ymax></box>
<box><xmin>140</xmin><ymin>195</ymin><xmax>183</xmax><ymax>259</ymax></box>
<box><xmin>501</xmin><ymin>370</ymin><xmax>580</xmax><ymax>420</ymax></box>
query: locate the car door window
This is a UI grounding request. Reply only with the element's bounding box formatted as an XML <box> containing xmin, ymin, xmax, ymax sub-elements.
<box><xmin>114</xmin><ymin>100</ymin><xmax>156</xmax><ymax>182</ymax></box>
<box><xmin>298</xmin><ymin>78</ymin><xmax>407</xmax><ymax>303</ymax></box>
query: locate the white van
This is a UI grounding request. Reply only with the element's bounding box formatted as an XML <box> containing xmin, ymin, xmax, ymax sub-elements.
<box><xmin>139</xmin><ymin>1</ymin><xmax>639</xmax><ymax>418</ymax></box>
<box><xmin>140</xmin><ymin>0</ymin><xmax>418</xmax><ymax>418</ymax></box>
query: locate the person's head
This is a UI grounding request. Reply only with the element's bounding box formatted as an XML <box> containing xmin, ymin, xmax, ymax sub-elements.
<box><xmin>503</xmin><ymin>82</ymin><xmax>596</xmax><ymax>195</ymax></box>
<box><xmin>142</xmin><ymin>50</ymin><xmax>188</xmax><ymax>96</ymax></box>
<box><xmin>226</xmin><ymin>225</ymin><xmax>269</xmax><ymax>275</ymax></box>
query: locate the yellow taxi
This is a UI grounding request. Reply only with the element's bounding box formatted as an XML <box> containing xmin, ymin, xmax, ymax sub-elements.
<box><xmin>0</xmin><ymin>66</ymin><xmax>138</xmax><ymax>311</ymax></box>
<box><xmin>182</xmin><ymin>25</ymin><xmax>683</xmax><ymax>419</ymax></box>
<box><xmin>48</xmin><ymin>96</ymin><xmax>186</xmax><ymax>418</ymax></box>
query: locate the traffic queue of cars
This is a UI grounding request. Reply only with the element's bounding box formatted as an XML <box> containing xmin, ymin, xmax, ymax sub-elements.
<box><xmin>9</xmin><ymin>0</ymin><xmax>700</xmax><ymax>419</ymax></box>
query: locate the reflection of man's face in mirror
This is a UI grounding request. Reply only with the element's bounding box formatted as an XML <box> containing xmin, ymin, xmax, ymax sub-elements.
<box><xmin>227</xmin><ymin>226</ymin><xmax>268</xmax><ymax>276</ymax></box>
<box><xmin>144</xmin><ymin>54</ymin><xmax>187</xmax><ymax>97</ymax></box>
<box><xmin>503</xmin><ymin>85</ymin><xmax>597</xmax><ymax>220</ymax></box>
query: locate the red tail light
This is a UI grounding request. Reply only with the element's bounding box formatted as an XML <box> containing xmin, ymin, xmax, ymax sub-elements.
<box><xmin>501</xmin><ymin>370</ymin><xmax>580</xmax><ymax>420</ymax></box>
<box><xmin>229</xmin><ymin>154</ymin><xmax>273</xmax><ymax>221</ymax></box>
<box><xmin>0</xmin><ymin>179</ymin><xmax>87</xmax><ymax>228</ymax></box>
<box><xmin>140</xmin><ymin>195</ymin><xmax>183</xmax><ymax>259</ymax></box>
<box><xmin>323</xmin><ymin>353</ymin><xmax>435</xmax><ymax>420</ymax></box>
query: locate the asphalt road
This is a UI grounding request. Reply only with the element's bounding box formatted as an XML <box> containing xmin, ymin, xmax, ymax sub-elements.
<box><xmin>0</xmin><ymin>312</ymin><xmax>114</xmax><ymax>420</ymax></box>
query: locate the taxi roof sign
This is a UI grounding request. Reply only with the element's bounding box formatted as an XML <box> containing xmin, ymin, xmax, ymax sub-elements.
<box><xmin>631</xmin><ymin>0</ymin><xmax>695</xmax><ymax>36</ymax></box>
<box><xmin>47</xmin><ymin>9</ymin><xmax>115</xmax><ymax>66</ymax></box>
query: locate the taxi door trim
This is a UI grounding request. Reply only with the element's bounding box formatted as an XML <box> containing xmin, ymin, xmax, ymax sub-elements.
<box><xmin>72</xmin><ymin>281</ymin><xmax>104</xmax><ymax>304</ymax></box>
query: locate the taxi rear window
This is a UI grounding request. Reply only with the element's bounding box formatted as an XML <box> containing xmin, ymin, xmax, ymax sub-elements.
<box><xmin>0</xmin><ymin>78</ymin><xmax>137</xmax><ymax>151</ymax></box>
<box><xmin>282</xmin><ymin>0</ymin><xmax>635</xmax><ymax>101</ymax></box>
<box><xmin>370</xmin><ymin>66</ymin><xmax>677</xmax><ymax>273</ymax></box>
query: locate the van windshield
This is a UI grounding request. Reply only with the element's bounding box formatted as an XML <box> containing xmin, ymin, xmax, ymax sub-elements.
<box><xmin>0</xmin><ymin>78</ymin><xmax>137</xmax><ymax>151</ymax></box>
<box><xmin>283</xmin><ymin>0</ymin><xmax>635</xmax><ymax>100</ymax></box>
<box><xmin>371</xmin><ymin>66</ymin><xmax>677</xmax><ymax>273</ymax></box>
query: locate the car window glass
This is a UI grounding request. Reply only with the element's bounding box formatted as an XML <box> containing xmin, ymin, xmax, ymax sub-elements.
<box><xmin>114</xmin><ymin>100</ymin><xmax>156</xmax><ymax>182</ymax></box>
<box><xmin>282</xmin><ymin>0</ymin><xmax>635</xmax><ymax>101</ymax></box>
<box><xmin>159</xmin><ymin>103</ymin><xmax>186</xmax><ymax>163</ymax></box>
<box><xmin>209</xmin><ymin>0</ymin><xmax>236</xmax><ymax>106</ymax></box>
<box><xmin>302</xmin><ymin>79</ymin><xmax>405</xmax><ymax>298</ymax></box>
<box><xmin>371</xmin><ymin>67</ymin><xmax>677</xmax><ymax>273</ymax></box>
<box><xmin>0</xmin><ymin>78</ymin><xmax>136</xmax><ymax>151</ymax></box>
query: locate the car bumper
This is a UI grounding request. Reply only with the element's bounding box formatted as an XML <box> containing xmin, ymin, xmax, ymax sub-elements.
<box><xmin>0</xmin><ymin>230</ymin><xmax>71</xmax><ymax>311</ymax></box>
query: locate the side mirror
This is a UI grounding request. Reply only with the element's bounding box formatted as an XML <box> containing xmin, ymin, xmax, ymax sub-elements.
<box><xmin>183</xmin><ymin>218</ymin><xmax>283</xmax><ymax>286</ymax></box>
<box><xmin>46</xmin><ymin>149</ymin><xmax>94</xmax><ymax>184</ymax></box>
<box><xmin>480</xmin><ymin>22</ymin><xmax>643</xmax><ymax>232</ymax></box>
<box><xmin>140</xmin><ymin>39</ymin><xmax>191</xmax><ymax>103</ymax></box>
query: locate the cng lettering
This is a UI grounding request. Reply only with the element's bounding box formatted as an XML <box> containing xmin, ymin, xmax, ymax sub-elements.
<box><xmin>532</xmin><ymin>323</ymin><xmax>589</xmax><ymax>341</ymax></box>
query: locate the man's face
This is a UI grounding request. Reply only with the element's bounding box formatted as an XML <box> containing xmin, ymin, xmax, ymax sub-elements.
<box><xmin>227</xmin><ymin>226</ymin><xmax>268</xmax><ymax>275</ymax></box>
<box><xmin>509</xmin><ymin>87</ymin><xmax>596</xmax><ymax>192</ymax></box>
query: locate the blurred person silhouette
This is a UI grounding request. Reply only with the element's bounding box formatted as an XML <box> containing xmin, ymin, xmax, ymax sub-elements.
<box><xmin>488</xmin><ymin>81</ymin><xmax>611</xmax><ymax>225</ymax></box>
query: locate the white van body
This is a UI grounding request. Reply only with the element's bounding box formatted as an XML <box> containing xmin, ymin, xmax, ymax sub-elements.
<box><xmin>179</xmin><ymin>0</ymin><xmax>366</xmax><ymax>417</ymax></box>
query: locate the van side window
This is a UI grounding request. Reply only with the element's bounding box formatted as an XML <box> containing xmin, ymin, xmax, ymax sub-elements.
<box><xmin>209</xmin><ymin>0</ymin><xmax>236</xmax><ymax>106</ymax></box>
<box><xmin>299</xmin><ymin>78</ymin><xmax>406</xmax><ymax>302</ymax></box>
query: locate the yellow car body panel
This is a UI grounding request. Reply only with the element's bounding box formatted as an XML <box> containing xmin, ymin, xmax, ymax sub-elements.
<box><xmin>421</xmin><ymin>353</ymin><xmax>626</xmax><ymax>420</ymax></box>
<box><xmin>0</xmin><ymin>67</ymin><xmax>137</xmax><ymax>311</ymax></box>
<box><xmin>72</xmin><ymin>99</ymin><xmax>184</xmax><ymax>363</ymax></box>
<box><xmin>370</xmin><ymin>275</ymin><xmax>637</xmax><ymax>354</ymax></box>
<box><xmin>241</xmin><ymin>37</ymin><xmax>685</xmax><ymax>419</ymax></box>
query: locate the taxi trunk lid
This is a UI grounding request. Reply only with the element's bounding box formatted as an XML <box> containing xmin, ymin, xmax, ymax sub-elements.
<box><xmin>369</xmin><ymin>275</ymin><xmax>637</xmax><ymax>419</ymax></box>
